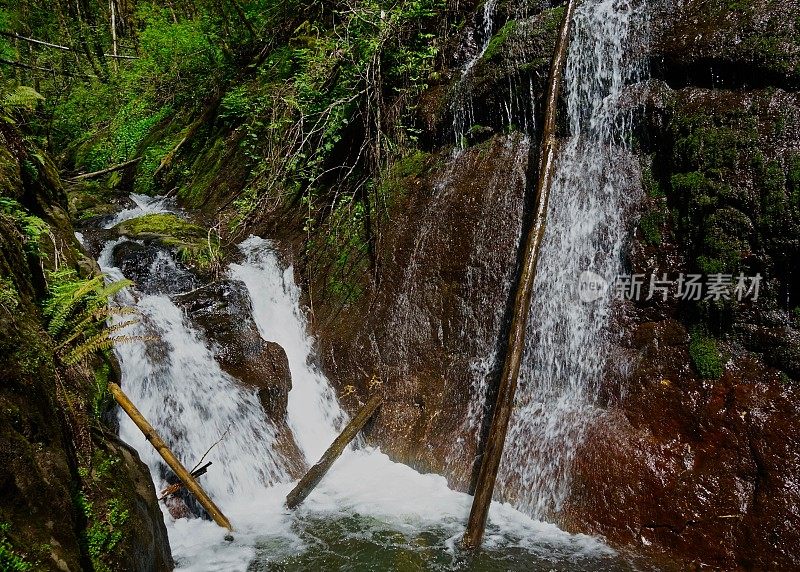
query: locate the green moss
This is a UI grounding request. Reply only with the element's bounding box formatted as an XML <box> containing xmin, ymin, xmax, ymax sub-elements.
<box><xmin>114</xmin><ymin>213</ymin><xmax>204</xmax><ymax>244</ymax></box>
<box><xmin>639</xmin><ymin>210</ymin><xmax>665</xmax><ymax>246</ymax></box>
<box><xmin>689</xmin><ymin>327</ymin><xmax>724</xmax><ymax>379</ymax></box>
<box><xmin>641</xmin><ymin>161</ymin><xmax>665</xmax><ymax>198</ymax></box>
<box><xmin>392</xmin><ymin>150</ymin><xmax>430</xmax><ymax>179</ymax></box>
<box><xmin>114</xmin><ymin>214</ymin><xmax>222</xmax><ymax>270</ymax></box>
<box><xmin>75</xmin><ymin>491</ymin><xmax>129</xmax><ymax>572</ymax></box>
<box><xmin>0</xmin><ymin>523</ymin><xmax>32</xmax><ymax>571</ymax></box>
<box><xmin>481</xmin><ymin>19</ymin><xmax>517</xmax><ymax>62</ymax></box>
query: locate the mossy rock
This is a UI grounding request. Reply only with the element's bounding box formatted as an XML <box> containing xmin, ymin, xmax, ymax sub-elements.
<box><xmin>114</xmin><ymin>213</ymin><xmax>205</xmax><ymax>246</ymax></box>
<box><xmin>114</xmin><ymin>213</ymin><xmax>221</xmax><ymax>270</ymax></box>
<box><xmin>66</xmin><ymin>181</ymin><xmax>118</xmax><ymax>224</ymax></box>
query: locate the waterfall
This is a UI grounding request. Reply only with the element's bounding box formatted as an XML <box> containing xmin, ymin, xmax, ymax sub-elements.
<box><xmin>99</xmin><ymin>204</ymin><xmax>623</xmax><ymax>568</ymax></box>
<box><xmin>100</xmin><ymin>240</ymin><xmax>289</xmax><ymax>497</ymax></box>
<box><xmin>229</xmin><ymin>237</ymin><xmax>345</xmax><ymax>462</ymax></box>
<box><xmin>497</xmin><ymin>0</ymin><xmax>651</xmax><ymax>519</ymax></box>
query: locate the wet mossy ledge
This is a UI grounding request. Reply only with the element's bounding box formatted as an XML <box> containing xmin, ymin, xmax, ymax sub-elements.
<box><xmin>114</xmin><ymin>213</ymin><xmax>223</xmax><ymax>272</ymax></box>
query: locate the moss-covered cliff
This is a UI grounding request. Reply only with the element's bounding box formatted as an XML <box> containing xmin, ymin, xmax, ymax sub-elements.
<box><xmin>0</xmin><ymin>122</ymin><xmax>171</xmax><ymax>571</ymax></box>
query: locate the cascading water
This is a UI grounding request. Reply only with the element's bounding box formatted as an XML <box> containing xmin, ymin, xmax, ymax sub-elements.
<box><xmin>229</xmin><ymin>237</ymin><xmax>345</xmax><ymax>462</ymax></box>
<box><xmin>97</xmin><ymin>201</ymin><xmax>628</xmax><ymax>569</ymax></box>
<box><xmin>497</xmin><ymin>0</ymin><xmax>651</xmax><ymax>519</ymax></box>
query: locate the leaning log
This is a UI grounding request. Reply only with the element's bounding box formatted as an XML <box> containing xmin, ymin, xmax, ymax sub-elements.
<box><xmin>462</xmin><ymin>0</ymin><xmax>577</xmax><ymax>550</ymax></box>
<box><xmin>286</xmin><ymin>393</ymin><xmax>383</xmax><ymax>509</ymax></box>
<box><xmin>108</xmin><ymin>382</ymin><xmax>233</xmax><ymax>531</ymax></box>
<box><xmin>68</xmin><ymin>157</ymin><xmax>142</xmax><ymax>181</ymax></box>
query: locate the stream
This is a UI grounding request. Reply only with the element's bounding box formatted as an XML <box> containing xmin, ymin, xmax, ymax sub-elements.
<box><xmin>96</xmin><ymin>196</ymin><xmax>633</xmax><ymax>570</ymax></box>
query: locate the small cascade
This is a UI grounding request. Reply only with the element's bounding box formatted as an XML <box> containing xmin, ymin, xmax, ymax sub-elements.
<box><xmin>104</xmin><ymin>192</ymin><xmax>177</xmax><ymax>228</ymax></box>
<box><xmin>229</xmin><ymin>237</ymin><xmax>345</xmax><ymax>462</ymax></box>
<box><xmin>98</xmin><ymin>193</ymin><xmax>628</xmax><ymax>568</ymax></box>
<box><xmin>99</xmin><ymin>241</ymin><xmax>289</xmax><ymax>497</ymax></box>
<box><xmin>464</xmin><ymin>0</ymin><xmax>499</xmax><ymax>73</ymax></box>
<box><xmin>497</xmin><ymin>0</ymin><xmax>651</xmax><ymax>519</ymax></box>
<box><xmin>451</xmin><ymin>0</ymin><xmax>537</xmax><ymax>148</ymax></box>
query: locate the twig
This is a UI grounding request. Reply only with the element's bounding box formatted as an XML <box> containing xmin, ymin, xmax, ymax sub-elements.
<box><xmin>190</xmin><ymin>424</ymin><xmax>232</xmax><ymax>473</ymax></box>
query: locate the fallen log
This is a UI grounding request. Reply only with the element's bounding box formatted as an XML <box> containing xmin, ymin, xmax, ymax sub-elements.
<box><xmin>68</xmin><ymin>157</ymin><xmax>142</xmax><ymax>181</ymax></box>
<box><xmin>286</xmin><ymin>393</ymin><xmax>383</xmax><ymax>509</ymax></box>
<box><xmin>108</xmin><ymin>382</ymin><xmax>233</xmax><ymax>531</ymax></box>
<box><xmin>461</xmin><ymin>0</ymin><xmax>578</xmax><ymax>550</ymax></box>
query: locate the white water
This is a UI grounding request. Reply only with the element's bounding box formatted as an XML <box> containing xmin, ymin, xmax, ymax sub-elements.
<box><xmin>497</xmin><ymin>0</ymin><xmax>650</xmax><ymax>519</ymax></box>
<box><xmin>104</xmin><ymin>192</ymin><xmax>177</xmax><ymax>228</ymax></box>
<box><xmin>229</xmin><ymin>238</ymin><xmax>345</xmax><ymax>462</ymax></box>
<box><xmin>90</xmin><ymin>1</ymin><xmax>650</xmax><ymax>560</ymax></box>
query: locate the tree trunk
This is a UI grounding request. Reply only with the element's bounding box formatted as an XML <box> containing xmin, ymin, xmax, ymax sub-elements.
<box><xmin>461</xmin><ymin>0</ymin><xmax>577</xmax><ymax>550</ymax></box>
<box><xmin>108</xmin><ymin>382</ymin><xmax>234</xmax><ymax>532</ymax></box>
<box><xmin>286</xmin><ymin>393</ymin><xmax>383</xmax><ymax>509</ymax></box>
<box><xmin>68</xmin><ymin>157</ymin><xmax>141</xmax><ymax>180</ymax></box>
<box><xmin>109</xmin><ymin>0</ymin><xmax>118</xmax><ymax>72</ymax></box>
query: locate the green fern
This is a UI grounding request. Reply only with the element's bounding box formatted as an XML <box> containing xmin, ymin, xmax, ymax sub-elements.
<box><xmin>43</xmin><ymin>268</ymin><xmax>138</xmax><ymax>364</ymax></box>
<box><xmin>0</xmin><ymin>83</ymin><xmax>44</xmax><ymax>124</ymax></box>
<box><xmin>0</xmin><ymin>197</ymin><xmax>50</xmax><ymax>256</ymax></box>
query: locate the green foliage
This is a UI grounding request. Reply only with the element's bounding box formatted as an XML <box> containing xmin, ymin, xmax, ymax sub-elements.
<box><xmin>0</xmin><ymin>197</ymin><xmax>50</xmax><ymax>256</ymax></box>
<box><xmin>0</xmin><ymin>523</ymin><xmax>32</xmax><ymax>572</ymax></box>
<box><xmin>639</xmin><ymin>210</ymin><xmax>665</xmax><ymax>246</ymax></box>
<box><xmin>0</xmin><ymin>83</ymin><xmax>44</xmax><ymax>123</ymax></box>
<box><xmin>91</xmin><ymin>361</ymin><xmax>113</xmax><ymax>420</ymax></box>
<box><xmin>482</xmin><ymin>19</ymin><xmax>518</xmax><ymax>62</ymax></box>
<box><xmin>133</xmin><ymin>5</ymin><xmax>224</xmax><ymax>100</ymax></box>
<box><xmin>689</xmin><ymin>327</ymin><xmax>724</xmax><ymax>379</ymax></box>
<box><xmin>0</xmin><ymin>276</ymin><xmax>20</xmax><ymax>314</ymax></box>
<box><xmin>114</xmin><ymin>213</ymin><xmax>222</xmax><ymax>270</ymax></box>
<box><xmin>75</xmin><ymin>492</ymin><xmax>129</xmax><ymax>572</ymax></box>
<box><xmin>43</xmin><ymin>268</ymin><xmax>135</xmax><ymax>365</ymax></box>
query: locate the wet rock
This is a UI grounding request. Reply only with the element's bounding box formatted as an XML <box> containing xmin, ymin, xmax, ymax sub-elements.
<box><xmin>173</xmin><ymin>280</ymin><xmax>305</xmax><ymax>477</ymax></box>
<box><xmin>173</xmin><ymin>280</ymin><xmax>292</xmax><ymax>419</ymax></box>
<box><xmin>568</xmin><ymin>347</ymin><xmax>800</xmax><ymax>569</ymax></box>
<box><xmin>112</xmin><ymin>240</ymin><xmax>199</xmax><ymax>295</ymax></box>
<box><xmin>93</xmin><ymin>432</ymin><xmax>174</xmax><ymax>572</ymax></box>
<box><xmin>651</xmin><ymin>0</ymin><xmax>800</xmax><ymax>90</ymax></box>
<box><xmin>308</xmin><ymin>133</ymin><xmax>532</xmax><ymax>490</ymax></box>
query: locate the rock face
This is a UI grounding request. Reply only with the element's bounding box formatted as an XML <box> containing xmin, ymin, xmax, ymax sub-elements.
<box><xmin>174</xmin><ymin>280</ymin><xmax>293</xmax><ymax>420</ymax></box>
<box><xmin>562</xmin><ymin>1</ymin><xmax>800</xmax><ymax>568</ymax></box>
<box><xmin>288</xmin><ymin>0</ymin><xmax>800</xmax><ymax>568</ymax></box>
<box><xmin>312</xmin><ymin>134</ymin><xmax>531</xmax><ymax>490</ymax></box>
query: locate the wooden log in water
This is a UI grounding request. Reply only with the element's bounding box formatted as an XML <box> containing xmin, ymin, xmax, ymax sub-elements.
<box><xmin>286</xmin><ymin>393</ymin><xmax>383</xmax><ymax>509</ymax></box>
<box><xmin>108</xmin><ymin>382</ymin><xmax>234</xmax><ymax>531</ymax></box>
<box><xmin>461</xmin><ymin>0</ymin><xmax>578</xmax><ymax>550</ymax></box>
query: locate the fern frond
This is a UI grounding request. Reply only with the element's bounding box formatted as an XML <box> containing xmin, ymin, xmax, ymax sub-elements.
<box><xmin>63</xmin><ymin>333</ymin><xmax>154</xmax><ymax>365</ymax></box>
<box><xmin>97</xmin><ymin>278</ymin><xmax>133</xmax><ymax>299</ymax></box>
<box><xmin>2</xmin><ymin>85</ymin><xmax>44</xmax><ymax>112</ymax></box>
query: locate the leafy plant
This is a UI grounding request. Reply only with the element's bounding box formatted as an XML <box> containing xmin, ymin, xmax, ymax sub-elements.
<box><xmin>75</xmin><ymin>493</ymin><xmax>129</xmax><ymax>572</ymax></box>
<box><xmin>43</xmin><ymin>268</ymin><xmax>137</xmax><ymax>365</ymax></box>
<box><xmin>0</xmin><ymin>523</ymin><xmax>32</xmax><ymax>571</ymax></box>
<box><xmin>0</xmin><ymin>197</ymin><xmax>50</xmax><ymax>256</ymax></box>
<box><xmin>689</xmin><ymin>327</ymin><xmax>724</xmax><ymax>379</ymax></box>
<box><xmin>0</xmin><ymin>277</ymin><xmax>20</xmax><ymax>314</ymax></box>
<box><xmin>0</xmin><ymin>82</ymin><xmax>44</xmax><ymax>123</ymax></box>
